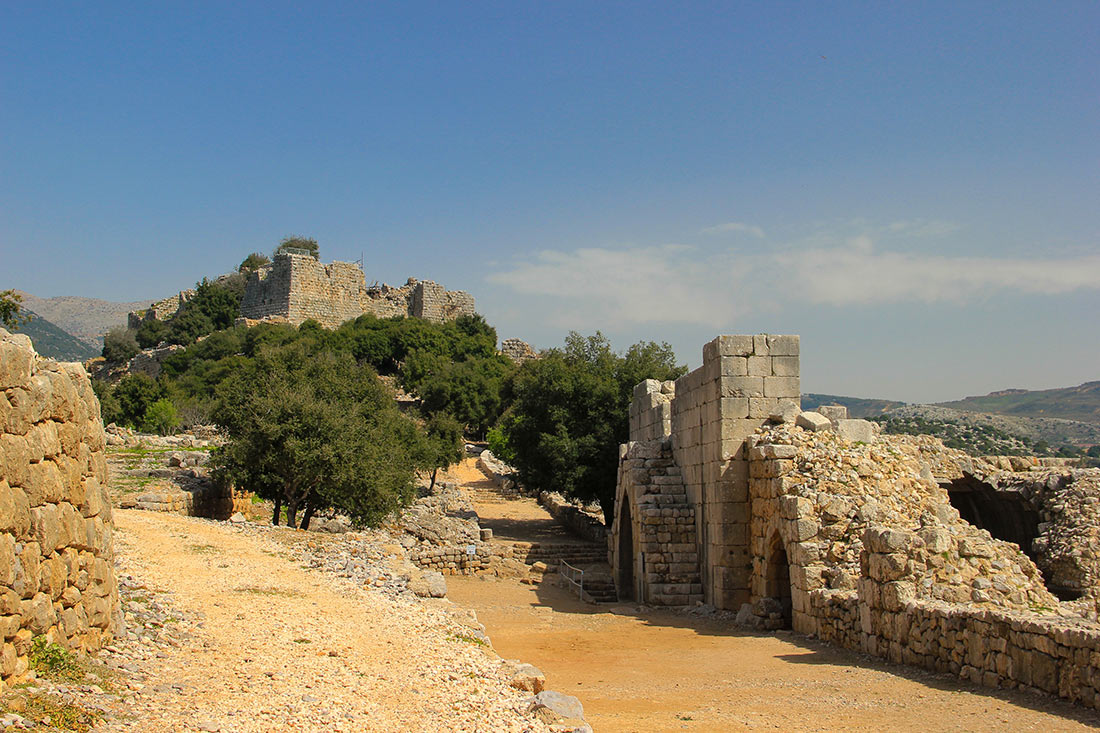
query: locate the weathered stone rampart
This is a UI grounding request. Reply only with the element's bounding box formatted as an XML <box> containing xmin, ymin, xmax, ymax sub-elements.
<box><xmin>238</xmin><ymin>253</ymin><xmax>475</xmax><ymax>328</ymax></box>
<box><xmin>0</xmin><ymin>328</ymin><xmax>118</xmax><ymax>681</ymax></box>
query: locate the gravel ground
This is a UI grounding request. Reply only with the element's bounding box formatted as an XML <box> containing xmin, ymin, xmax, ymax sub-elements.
<box><xmin>28</xmin><ymin>510</ymin><xmax>563</xmax><ymax>733</ymax></box>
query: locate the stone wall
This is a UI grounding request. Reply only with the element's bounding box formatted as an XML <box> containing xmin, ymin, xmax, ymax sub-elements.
<box><xmin>127</xmin><ymin>291</ymin><xmax>195</xmax><ymax>330</ymax></box>
<box><xmin>670</xmin><ymin>334</ymin><xmax>800</xmax><ymax>609</ymax></box>
<box><xmin>628</xmin><ymin>379</ymin><xmax>675</xmax><ymax>442</ymax></box>
<box><xmin>239</xmin><ymin>253</ymin><xmax>476</xmax><ymax>328</ymax></box>
<box><xmin>745</xmin><ymin>424</ymin><xmax>1100</xmax><ymax>709</ymax></box>
<box><xmin>611</xmin><ymin>439</ymin><xmax>703</xmax><ymax>605</ymax></box>
<box><xmin>500</xmin><ymin>339</ymin><xmax>537</xmax><ymax>364</ymax></box>
<box><xmin>0</xmin><ymin>328</ymin><xmax>118</xmax><ymax>681</ymax></box>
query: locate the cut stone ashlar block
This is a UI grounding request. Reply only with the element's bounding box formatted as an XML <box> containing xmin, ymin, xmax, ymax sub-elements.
<box><xmin>763</xmin><ymin>376</ymin><xmax>799</xmax><ymax>398</ymax></box>
<box><xmin>796</xmin><ymin>411</ymin><xmax>832</xmax><ymax>432</ymax></box>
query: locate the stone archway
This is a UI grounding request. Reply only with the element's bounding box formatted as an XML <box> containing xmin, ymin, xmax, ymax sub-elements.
<box><xmin>764</xmin><ymin>533</ymin><xmax>792</xmax><ymax>628</ymax></box>
<box><xmin>617</xmin><ymin>496</ymin><xmax>636</xmax><ymax>601</ymax></box>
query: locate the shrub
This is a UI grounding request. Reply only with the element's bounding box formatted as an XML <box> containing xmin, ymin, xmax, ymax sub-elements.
<box><xmin>143</xmin><ymin>398</ymin><xmax>180</xmax><ymax>435</ymax></box>
<box><xmin>102</xmin><ymin>327</ymin><xmax>139</xmax><ymax>363</ymax></box>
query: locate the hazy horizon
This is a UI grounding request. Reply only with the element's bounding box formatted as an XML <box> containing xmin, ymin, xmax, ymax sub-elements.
<box><xmin>3</xmin><ymin>3</ymin><xmax>1098</xmax><ymax>404</ymax></box>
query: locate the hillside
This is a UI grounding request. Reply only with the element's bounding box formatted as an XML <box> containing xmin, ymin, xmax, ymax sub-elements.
<box><xmin>18</xmin><ymin>310</ymin><xmax>100</xmax><ymax>361</ymax></box>
<box><xmin>15</xmin><ymin>291</ymin><xmax>153</xmax><ymax>348</ymax></box>
<box><xmin>937</xmin><ymin>382</ymin><xmax>1100</xmax><ymax>424</ymax></box>
<box><xmin>801</xmin><ymin>393</ymin><xmax>906</xmax><ymax>418</ymax></box>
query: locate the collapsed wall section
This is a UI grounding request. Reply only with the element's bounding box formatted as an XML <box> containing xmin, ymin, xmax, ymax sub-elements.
<box><xmin>746</xmin><ymin>424</ymin><xmax>1100</xmax><ymax>709</ymax></box>
<box><xmin>0</xmin><ymin>328</ymin><xmax>118</xmax><ymax>681</ymax></box>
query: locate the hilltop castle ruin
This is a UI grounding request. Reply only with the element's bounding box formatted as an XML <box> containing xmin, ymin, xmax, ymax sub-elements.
<box><xmin>129</xmin><ymin>252</ymin><xmax>476</xmax><ymax>331</ymax></box>
<box><xmin>238</xmin><ymin>253</ymin><xmax>475</xmax><ymax>328</ymax></box>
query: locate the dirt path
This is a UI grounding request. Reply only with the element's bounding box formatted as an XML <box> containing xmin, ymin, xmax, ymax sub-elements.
<box><xmin>448</xmin><ymin>466</ymin><xmax>1100</xmax><ymax>733</ymax></box>
<box><xmin>445</xmin><ymin>460</ymin><xmax>580</xmax><ymax>546</ymax></box>
<box><xmin>98</xmin><ymin>510</ymin><xmax>545</xmax><ymax>732</ymax></box>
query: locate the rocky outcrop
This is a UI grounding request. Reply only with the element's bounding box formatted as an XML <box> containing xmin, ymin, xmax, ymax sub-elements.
<box><xmin>0</xmin><ymin>327</ymin><xmax>118</xmax><ymax>681</ymax></box>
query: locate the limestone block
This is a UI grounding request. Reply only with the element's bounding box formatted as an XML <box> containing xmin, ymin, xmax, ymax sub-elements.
<box><xmin>0</xmin><ymin>339</ymin><xmax>34</xmax><ymax>390</ymax></box>
<box><xmin>836</xmin><ymin>419</ymin><xmax>875</xmax><ymax>444</ymax></box>
<box><xmin>720</xmin><ymin>376</ymin><xmax>763</xmax><ymax>399</ymax></box>
<box><xmin>716</xmin><ymin>335</ymin><xmax>754</xmax><ymax>357</ymax></box>
<box><xmin>2</xmin><ymin>389</ymin><xmax>32</xmax><ymax>436</ymax></box>
<box><xmin>746</xmin><ymin>356</ymin><xmax>771</xmax><ymax>377</ymax></box>
<box><xmin>748</xmin><ymin>397</ymin><xmax>777</xmax><ymax>419</ymax></box>
<box><xmin>763</xmin><ymin>377</ymin><xmax>800</xmax><ymax>399</ymax></box>
<box><xmin>796</xmin><ymin>411</ymin><xmax>832</xmax><ymax>432</ymax></box>
<box><xmin>748</xmin><ymin>444</ymin><xmax>797</xmax><ymax>460</ymax></box>
<box><xmin>768</xmin><ymin>399</ymin><xmax>800</xmax><ymax>424</ymax></box>
<box><xmin>719</xmin><ymin>397</ymin><xmax>749</xmax><ymax>420</ymax></box>
<box><xmin>771</xmin><ymin>356</ymin><xmax>799</xmax><ymax>377</ymax></box>
<box><xmin>766</xmin><ymin>334</ymin><xmax>799</xmax><ymax>356</ymax></box>
<box><xmin>816</xmin><ymin>405</ymin><xmax>848</xmax><ymax>422</ymax></box>
<box><xmin>752</xmin><ymin>335</ymin><xmax>770</xmax><ymax>356</ymax></box>
<box><xmin>24</xmin><ymin>592</ymin><xmax>54</xmax><ymax>634</ymax></box>
<box><xmin>720</xmin><ymin>356</ymin><xmax>748</xmax><ymax>377</ymax></box>
<box><xmin>0</xmin><ymin>481</ymin><xmax>29</xmax><ymax>538</ymax></box>
<box><xmin>30</xmin><ymin>505</ymin><xmax>60</xmax><ymax>553</ymax></box>
<box><xmin>23</xmin><ymin>461</ymin><xmax>64</xmax><ymax>506</ymax></box>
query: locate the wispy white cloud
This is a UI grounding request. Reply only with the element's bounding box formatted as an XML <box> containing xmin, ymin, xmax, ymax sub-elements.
<box><xmin>485</xmin><ymin>227</ymin><xmax>1100</xmax><ymax>328</ymax></box>
<box><xmin>484</xmin><ymin>244</ymin><xmax>748</xmax><ymax>326</ymax></box>
<box><xmin>882</xmin><ymin>219</ymin><xmax>960</xmax><ymax>238</ymax></box>
<box><xmin>781</xmin><ymin>236</ymin><xmax>1100</xmax><ymax>305</ymax></box>
<box><xmin>700</xmin><ymin>221</ymin><xmax>765</xmax><ymax>238</ymax></box>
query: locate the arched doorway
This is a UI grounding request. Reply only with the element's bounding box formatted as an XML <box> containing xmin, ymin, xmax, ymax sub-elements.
<box><xmin>617</xmin><ymin>497</ymin><xmax>635</xmax><ymax>601</ymax></box>
<box><xmin>764</xmin><ymin>534</ymin><xmax>792</xmax><ymax>628</ymax></box>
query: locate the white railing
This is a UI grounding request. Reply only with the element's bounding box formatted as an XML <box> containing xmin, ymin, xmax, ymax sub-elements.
<box><xmin>560</xmin><ymin>559</ymin><xmax>585</xmax><ymax>598</ymax></box>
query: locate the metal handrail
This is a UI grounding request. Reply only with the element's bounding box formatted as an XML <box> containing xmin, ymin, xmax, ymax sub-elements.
<box><xmin>560</xmin><ymin>559</ymin><xmax>585</xmax><ymax>598</ymax></box>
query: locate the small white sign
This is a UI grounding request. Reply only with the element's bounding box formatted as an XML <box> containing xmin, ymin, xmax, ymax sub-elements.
<box><xmin>466</xmin><ymin>545</ymin><xmax>476</xmax><ymax>556</ymax></box>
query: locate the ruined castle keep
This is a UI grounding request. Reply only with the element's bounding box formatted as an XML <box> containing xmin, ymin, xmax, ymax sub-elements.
<box><xmin>238</xmin><ymin>253</ymin><xmax>475</xmax><ymax>329</ymax></box>
<box><xmin>612</xmin><ymin>334</ymin><xmax>1100</xmax><ymax>709</ymax></box>
<box><xmin>0</xmin><ymin>328</ymin><xmax>118</xmax><ymax>680</ymax></box>
<box><xmin>128</xmin><ymin>252</ymin><xmax>476</xmax><ymax>332</ymax></box>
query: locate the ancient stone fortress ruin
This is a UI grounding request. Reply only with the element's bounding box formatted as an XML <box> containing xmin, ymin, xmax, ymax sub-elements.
<box><xmin>238</xmin><ymin>252</ymin><xmax>475</xmax><ymax>328</ymax></box>
<box><xmin>127</xmin><ymin>252</ymin><xmax>476</xmax><ymax>332</ymax></box>
<box><xmin>612</xmin><ymin>334</ymin><xmax>1100</xmax><ymax>708</ymax></box>
<box><xmin>0</xmin><ymin>328</ymin><xmax>118</xmax><ymax>684</ymax></box>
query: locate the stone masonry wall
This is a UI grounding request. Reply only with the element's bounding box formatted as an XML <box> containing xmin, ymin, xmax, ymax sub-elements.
<box><xmin>668</xmin><ymin>334</ymin><xmax>800</xmax><ymax>609</ymax></box>
<box><xmin>628</xmin><ymin>379</ymin><xmax>675</xmax><ymax>442</ymax></box>
<box><xmin>746</xmin><ymin>424</ymin><xmax>1100</xmax><ymax>709</ymax></box>
<box><xmin>0</xmin><ymin>328</ymin><xmax>118</xmax><ymax>682</ymax></box>
<box><xmin>239</xmin><ymin>254</ymin><xmax>475</xmax><ymax>328</ymax></box>
<box><xmin>612</xmin><ymin>440</ymin><xmax>703</xmax><ymax>605</ymax></box>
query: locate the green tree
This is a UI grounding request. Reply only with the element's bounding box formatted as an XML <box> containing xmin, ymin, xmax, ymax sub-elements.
<box><xmin>212</xmin><ymin>341</ymin><xmax>420</xmax><ymax>529</ymax></box>
<box><xmin>274</xmin><ymin>236</ymin><xmax>320</xmax><ymax>259</ymax></box>
<box><xmin>143</xmin><ymin>398</ymin><xmax>180</xmax><ymax>436</ymax></box>
<box><xmin>91</xmin><ymin>379</ymin><xmax>122</xmax><ymax>425</ymax></box>
<box><xmin>102</xmin><ymin>327</ymin><xmax>140</xmax><ymax>363</ymax></box>
<box><xmin>419</xmin><ymin>412</ymin><xmax>465</xmax><ymax>491</ymax></box>
<box><xmin>167</xmin><ymin>278</ymin><xmax>242</xmax><ymax>345</ymax></box>
<box><xmin>410</xmin><ymin>354</ymin><xmax>516</xmax><ymax>438</ymax></box>
<box><xmin>135</xmin><ymin>319</ymin><xmax>171</xmax><ymax>348</ymax></box>
<box><xmin>0</xmin><ymin>290</ymin><xmax>30</xmax><ymax>331</ymax></box>
<box><xmin>114</xmin><ymin>373</ymin><xmax>164</xmax><ymax>428</ymax></box>
<box><xmin>239</xmin><ymin>252</ymin><xmax>271</xmax><ymax>272</ymax></box>
<box><xmin>501</xmin><ymin>332</ymin><xmax>684</xmax><ymax>523</ymax></box>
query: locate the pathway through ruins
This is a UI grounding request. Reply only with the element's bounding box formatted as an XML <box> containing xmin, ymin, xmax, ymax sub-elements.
<box><xmin>447</xmin><ymin>462</ymin><xmax>1100</xmax><ymax>733</ymax></box>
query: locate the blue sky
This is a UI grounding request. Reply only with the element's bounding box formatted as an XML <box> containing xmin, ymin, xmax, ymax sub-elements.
<box><xmin>2</xmin><ymin>2</ymin><xmax>1097</xmax><ymax>402</ymax></box>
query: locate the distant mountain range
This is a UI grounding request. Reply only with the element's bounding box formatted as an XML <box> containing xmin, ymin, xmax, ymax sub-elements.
<box><xmin>805</xmin><ymin>383</ymin><xmax>1100</xmax><ymax>454</ymax></box>
<box><xmin>14</xmin><ymin>291</ymin><xmax>152</xmax><ymax>349</ymax></box>
<box><xmin>801</xmin><ymin>393</ymin><xmax>905</xmax><ymax>418</ymax></box>
<box><xmin>18</xmin><ymin>310</ymin><xmax>101</xmax><ymax>362</ymax></box>
<box><xmin>936</xmin><ymin>382</ymin><xmax>1100</xmax><ymax>424</ymax></box>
